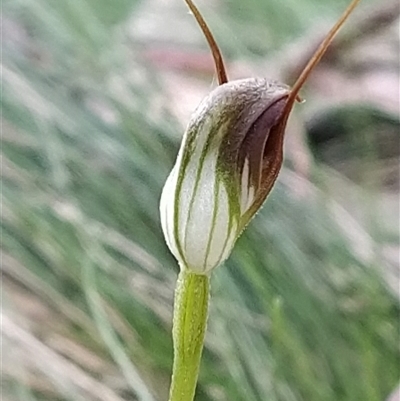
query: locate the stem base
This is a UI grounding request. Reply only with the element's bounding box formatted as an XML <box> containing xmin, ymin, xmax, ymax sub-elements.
<box><xmin>168</xmin><ymin>270</ymin><xmax>210</xmax><ymax>401</ymax></box>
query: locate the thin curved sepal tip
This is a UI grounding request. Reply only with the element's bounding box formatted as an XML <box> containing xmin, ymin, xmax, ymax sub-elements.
<box><xmin>184</xmin><ymin>0</ymin><xmax>228</xmax><ymax>85</ymax></box>
<box><xmin>284</xmin><ymin>0</ymin><xmax>362</xmax><ymax>119</ymax></box>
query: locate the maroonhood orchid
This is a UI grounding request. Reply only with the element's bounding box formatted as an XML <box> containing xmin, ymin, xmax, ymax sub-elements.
<box><xmin>160</xmin><ymin>1</ymin><xmax>361</xmax><ymax>400</ymax></box>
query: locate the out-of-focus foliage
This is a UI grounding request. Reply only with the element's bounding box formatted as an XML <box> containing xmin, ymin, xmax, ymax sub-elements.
<box><xmin>2</xmin><ymin>1</ymin><xmax>399</xmax><ymax>401</ymax></box>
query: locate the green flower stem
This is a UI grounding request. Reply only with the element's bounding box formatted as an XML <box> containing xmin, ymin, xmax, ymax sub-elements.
<box><xmin>168</xmin><ymin>270</ymin><xmax>210</xmax><ymax>401</ymax></box>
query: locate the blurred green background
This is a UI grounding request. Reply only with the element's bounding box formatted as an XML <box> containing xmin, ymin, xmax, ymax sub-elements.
<box><xmin>2</xmin><ymin>0</ymin><xmax>399</xmax><ymax>400</ymax></box>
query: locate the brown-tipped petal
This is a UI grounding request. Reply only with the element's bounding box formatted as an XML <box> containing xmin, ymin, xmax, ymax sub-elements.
<box><xmin>237</xmin><ymin>96</ymin><xmax>288</xmax><ymax>221</ymax></box>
